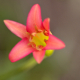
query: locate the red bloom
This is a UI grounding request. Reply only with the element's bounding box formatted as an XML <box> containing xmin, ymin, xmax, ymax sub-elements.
<box><xmin>4</xmin><ymin>4</ymin><xmax>65</xmax><ymax>63</ymax></box>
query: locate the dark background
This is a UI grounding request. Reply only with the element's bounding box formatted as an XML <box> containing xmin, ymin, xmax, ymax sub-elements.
<box><xmin>0</xmin><ymin>0</ymin><xmax>80</xmax><ymax>80</ymax></box>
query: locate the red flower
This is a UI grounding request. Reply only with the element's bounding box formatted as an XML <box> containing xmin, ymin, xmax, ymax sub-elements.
<box><xmin>4</xmin><ymin>4</ymin><xmax>65</xmax><ymax>63</ymax></box>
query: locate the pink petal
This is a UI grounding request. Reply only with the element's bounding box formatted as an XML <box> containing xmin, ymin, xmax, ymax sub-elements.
<box><xmin>33</xmin><ymin>50</ymin><xmax>45</xmax><ymax>64</ymax></box>
<box><xmin>4</xmin><ymin>20</ymin><xmax>28</xmax><ymax>38</ymax></box>
<box><xmin>26</xmin><ymin>4</ymin><xmax>43</xmax><ymax>33</ymax></box>
<box><xmin>44</xmin><ymin>34</ymin><xmax>65</xmax><ymax>50</ymax></box>
<box><xmin>9</xmin><ymin>38</ymin><xmax>34</xmax><ymax>62</ymax></box>
<box><xmin>43</xmin><ymin>18</ymin><xmax>50</xmax><ymax>32</ymax></box>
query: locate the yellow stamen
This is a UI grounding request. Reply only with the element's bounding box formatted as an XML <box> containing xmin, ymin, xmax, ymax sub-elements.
<box><xmin>31</xmin><ymin>32</ymin><xmax>49</xmax><ymax>47</ymax></box>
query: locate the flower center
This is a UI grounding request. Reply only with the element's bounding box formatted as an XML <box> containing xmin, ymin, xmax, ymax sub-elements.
<box><xmin>31</xmin><ymin>32</ymin><xmax>49</xmax><ymax>49</ymax></box>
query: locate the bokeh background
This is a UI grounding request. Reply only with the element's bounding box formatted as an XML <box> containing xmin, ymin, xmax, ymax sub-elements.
<box><xmin>0</xmin><ymin>0</ymin><xmax>80</xmax><ymax>80</ymax></box>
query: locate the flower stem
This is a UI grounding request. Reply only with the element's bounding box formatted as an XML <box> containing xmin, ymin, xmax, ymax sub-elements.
<box><xmin>0</xmin><ymin>57</ymin><xmax>37</xmax><ymax>80</ymax></box>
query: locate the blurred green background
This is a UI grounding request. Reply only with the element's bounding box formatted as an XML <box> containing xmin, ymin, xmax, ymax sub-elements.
<box><xmin>0</xmin><ymin>0</ymin><xmax>80</xmax><ymax>80</ymax></box>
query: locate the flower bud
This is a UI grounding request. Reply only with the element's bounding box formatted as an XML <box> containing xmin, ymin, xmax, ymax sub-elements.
<box><xmin>45</xmin><ymin>50</ymin><xmax>54</xmax><ymax>57</ymax></box>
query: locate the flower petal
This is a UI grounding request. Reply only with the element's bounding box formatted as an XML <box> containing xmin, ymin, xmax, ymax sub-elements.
<box><xmin>44</xmin><ymin>34</ymin><xmax>65</xmax><ymax>50</ymax></box>
<box><xmin>9</xmin><ymin>38</ymin><xmax>34</xmax><ymax>62</ymax></box>
<box><xmin>4</xmin><ymin>20</ymin><xmax>28</xmax><ymax>38</ymax></box>
<box><xmin>43</xmin><ymin>18</ymin><xmax>50</xmax><ymax>32</ymax></box>
<box><xmin>26</xmin><ymin>4</ymin><xmax>43</xmax><ymax>33</ymax></box>
<box><xmin>33</xmin><ymin>50</ymin><xmax>45</xmax><ymax>64</ymax></box>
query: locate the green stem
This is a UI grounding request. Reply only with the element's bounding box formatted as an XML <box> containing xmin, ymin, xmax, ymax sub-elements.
<box><xmin>0</xmin><ymin>57</ymin><xmax>37</xmax><ymax>80</ymax></box>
